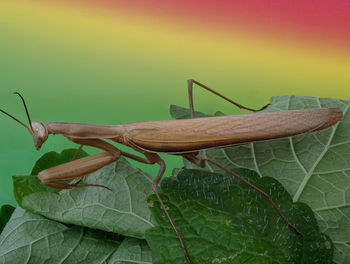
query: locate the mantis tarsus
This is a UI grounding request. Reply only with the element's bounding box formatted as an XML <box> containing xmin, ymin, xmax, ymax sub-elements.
<box><xmin>0</xmin><ymin>80</ymin><xmax>343</xmax><ymax>263</ymax></box>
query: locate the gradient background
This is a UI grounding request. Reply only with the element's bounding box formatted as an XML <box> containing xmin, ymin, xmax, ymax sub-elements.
<box><xmin>0</xmin><ymin>0</ymin><xmax>349</xmax><ymax>206</ymax></box>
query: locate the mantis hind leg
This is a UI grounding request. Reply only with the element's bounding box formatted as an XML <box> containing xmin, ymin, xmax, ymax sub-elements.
<box><xmin>183</xmin><ymin>152</ymin><xmax>303</xmax><ymax>238</ymax></box>
<box><xmin>187</xmin><ymin>79</ymin><xmax>269</xmax><ymax>118</ymax></box>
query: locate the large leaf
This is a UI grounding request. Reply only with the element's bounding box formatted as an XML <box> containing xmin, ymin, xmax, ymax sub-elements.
<box><xmin>170</xmin><ymin>95</ymin><xmax>350</xmax><ymax>263</ymax></box>
<box><xmin>0</xmin><ymin>207</ymin><xmax>152</xmax><ymax>264</ymax></box>
<box><xmin>14</xmin><ymin>150</ymin><xmax>156</xmax><ymax>239</ymax></box>
<box><xmin>146</xmin><ymin>168</ymin><xmax>333</xmax><ymax>264</ymax></box>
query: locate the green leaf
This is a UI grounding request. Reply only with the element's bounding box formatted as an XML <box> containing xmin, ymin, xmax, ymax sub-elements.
<box><xmin>108</xmin><ymin>237</ymin><xmax>152</xmax><ymax>264</ymax></box>
<box><xmin>14</xmin><ymin>150</ymin><xmax>156</xmax><ymax>239</ymax></box>
<box><xmin>145</xmin><ymin>168</ymin><xmax>334</xmax><ymax>264</ymax></box>
<box><xmin>0</xmin><ymin>205</ymin><xmax>15</xmax><ymax>233</ymax></box>
<box><xmin>0</xmin><ymin>207</ymin><xmax>152</xmax><ymax>264</ymax></box>
<box><xmin>170</xmin><ymin>95</ymin><xmax>349</xmax><ymax>263</ymax></box>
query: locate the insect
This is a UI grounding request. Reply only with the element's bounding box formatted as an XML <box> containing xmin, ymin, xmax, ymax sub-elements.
<box><xmin>1</xmin><ymin>80</ymin><xmax>343</xmax><ymax>263</ymax></box>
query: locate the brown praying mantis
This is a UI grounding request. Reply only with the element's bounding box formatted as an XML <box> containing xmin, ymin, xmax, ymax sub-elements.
<box><xmin>0</xmin><ymin>79</ymin><xmax>343</xmax><ymax>264</ymax></box>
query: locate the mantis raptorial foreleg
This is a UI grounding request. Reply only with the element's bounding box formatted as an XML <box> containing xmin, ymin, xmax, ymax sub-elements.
<box><xmin>187</xmin><ymin>79</ymin><xmax>269</xmax><ymax>118</ymax></box>
<box><xmin>39</xmin><ymin>152</ymin><xmax>117</xmax><ymax>189</ymax></box>
<box><xmin>38</xmin><ymin>138</ymin><xmax>121</xmax><ymax>189</ymax></box>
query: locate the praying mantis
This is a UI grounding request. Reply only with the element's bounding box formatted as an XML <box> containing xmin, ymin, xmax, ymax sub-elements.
<box><xmin>0</xmin><ymin>80</ymin><xmax>343</xmax><ymax>264</ymax></box>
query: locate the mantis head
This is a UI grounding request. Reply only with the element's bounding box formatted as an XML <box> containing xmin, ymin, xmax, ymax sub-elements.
<box><xmin>31</xmin><ymin>121</ymin><xmax>48</xmax><ymax>150</ymax></box>
<box><xmin>0</xmin><ymin>92</ymin><xmax>48</xmax><ymax>150</ymax></box>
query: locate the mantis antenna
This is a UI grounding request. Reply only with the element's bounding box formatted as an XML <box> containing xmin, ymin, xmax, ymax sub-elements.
<box><xmin>13</xmin><ymin>92</ymin><xmax>33</xmax><ymax>131</ymax></box>
<box><xmin>0</xmin><ymin>92</ymin><xmax>32</xmax><ymax>131</ymax></box>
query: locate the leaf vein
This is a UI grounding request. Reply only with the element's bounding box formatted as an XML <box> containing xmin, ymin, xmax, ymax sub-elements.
<box><xmin>292</xmin><ymin>112</ymin><xmax>343</xmax><ymax>202</ymax></box>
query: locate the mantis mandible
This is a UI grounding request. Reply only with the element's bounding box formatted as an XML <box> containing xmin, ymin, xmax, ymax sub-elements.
<box><xmin>0</xmin><ymin>80</ymin><xmax>343</xmax><ymax>264</ymax></box>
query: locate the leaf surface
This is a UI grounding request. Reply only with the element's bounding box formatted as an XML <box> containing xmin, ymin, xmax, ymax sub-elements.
<box><xmin>0</xmin><ymin>207</ymin><xmax>152</xmax><ymax>264</ymax></box>
<box><xmin>14</xmin><ymin>150</ymin><xmax>156</xmax><ymax>239</ymax></box>
<box><xmin>108</xmin><ymin>237</ymin><xmax>152</xmax><ymax>264</ymax></box>
<box><xmin>146</xmin><ymin>168</ymin><xmax>333</xmax><ymax>264</ymax></box>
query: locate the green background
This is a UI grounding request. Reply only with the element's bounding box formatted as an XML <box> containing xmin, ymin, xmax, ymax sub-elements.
<box><xmin>0</xmin><ymin>1</ymin><xmax>349</xmax><ymax>206</ymax></box>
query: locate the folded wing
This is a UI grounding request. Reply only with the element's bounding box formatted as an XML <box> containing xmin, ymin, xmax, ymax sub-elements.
<box><xmin>121</xmin><ymin>108</ymin><xmax>342</xmax><ymax>153</ymax></box>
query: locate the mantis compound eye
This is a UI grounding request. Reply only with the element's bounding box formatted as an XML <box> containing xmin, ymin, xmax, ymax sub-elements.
<box><xmin>31</xmin><ymin>121</ymin><xmax>48</xmax><ymax>150</ymax></box>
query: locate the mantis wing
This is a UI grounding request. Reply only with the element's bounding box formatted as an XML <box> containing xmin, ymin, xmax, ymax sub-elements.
<box><xmin>121</xmin><ymin>108</ymin><xmax>342</xmax><ymax>153</ymax></box>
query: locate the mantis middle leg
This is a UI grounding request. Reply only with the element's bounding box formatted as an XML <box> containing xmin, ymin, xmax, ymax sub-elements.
<box><xmin>119</xmin><ymin>144</ymin><xmax>192</xmax><ymax>263</ymax></box>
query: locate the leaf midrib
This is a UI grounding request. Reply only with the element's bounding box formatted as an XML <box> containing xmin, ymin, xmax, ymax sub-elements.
<box><xmin>292</xmin><ymin>104</ymin><xmax>349</xmax><ymax>202</ymax></box>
